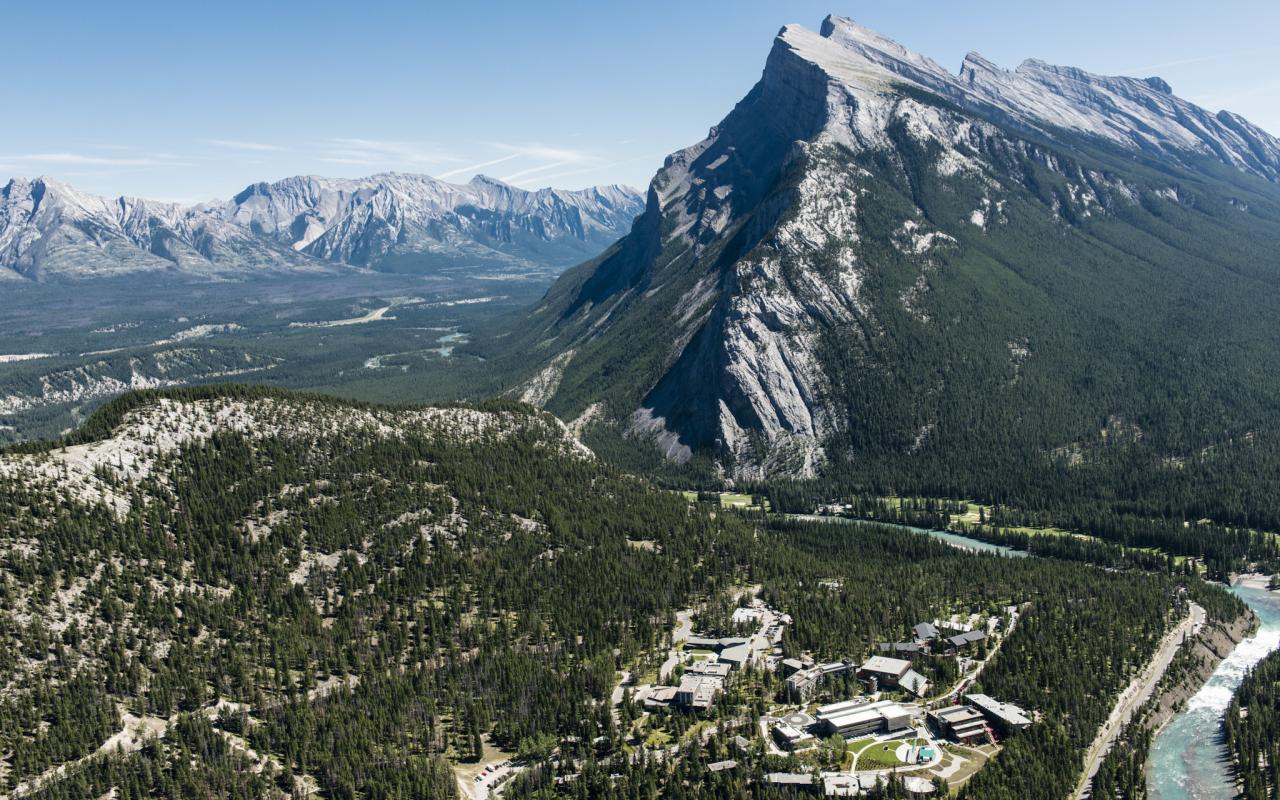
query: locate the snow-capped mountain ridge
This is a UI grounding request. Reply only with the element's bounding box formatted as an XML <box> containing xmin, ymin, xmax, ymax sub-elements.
<box><xmin>807</xmin><ymin>15</ymin><xmax>1280</xmax><ymax>180</ymax></box>
<box><xmin>225</xmin><ymin>171</ymin><xmax>642</xmax><ymax>266</ymax></box>
<box><xmin>0</xmin><ymin>172</ymin><xmax>644</xmax><ymax>280</ymax></box>
<box><xmin>0</xmin><ymin>175</ymin><xmax>312</xmax><ymax>279</ymax></box>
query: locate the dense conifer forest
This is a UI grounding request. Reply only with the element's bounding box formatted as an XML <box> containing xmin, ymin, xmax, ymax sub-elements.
<box><xmin>0</xmin><ymin>387</ymin><xmax>1252</xmax><ymax>798</ymax></box>
<box><xmin>1226</xmin><ymin>648</ymin><xmax>1280</xmax><ymax>799</ymax></box>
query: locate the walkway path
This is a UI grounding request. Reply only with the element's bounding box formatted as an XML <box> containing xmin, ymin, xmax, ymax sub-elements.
<box><xmin>1074</xmin><ymin>602</ymin><xmax>1205</xmax><ymax>799</ymax></box>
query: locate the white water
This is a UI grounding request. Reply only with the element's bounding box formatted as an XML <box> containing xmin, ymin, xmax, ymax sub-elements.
<box><xmin>1147</xmin><ymin>581</ymin><xmax>1280</xmax><ymax>798</ymax></box>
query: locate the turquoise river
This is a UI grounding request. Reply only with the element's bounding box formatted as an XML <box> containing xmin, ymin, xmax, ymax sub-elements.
<box><xmin>794</xmin><ymin>512</ymin><xmax>1278</xmax><ymax>797</ymax></box>
<box><xmin>1147</xmin><ymin>578</ymin><xmax>1280</xmax><ymax>798</ymax></box>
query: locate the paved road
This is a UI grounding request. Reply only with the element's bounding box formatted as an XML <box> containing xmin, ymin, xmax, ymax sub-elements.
<box><xmin>1074</xmin><ymin>602</ymin><xmax>1205</xmax><ymax>799</ymax></box>
<box><xmin>658</xmin><ymin>609</ymin><xmax>694</xmax><ymax>682</ymax></box>
<box><xmin>925</xmin><ymin>607</ymin><xmax>1020</xmax><ymax>710</ymax></box>
<box><xmin>610</xmin><ymin>670</ymin><xmax>633</xmax><ymax>725</ymax></box>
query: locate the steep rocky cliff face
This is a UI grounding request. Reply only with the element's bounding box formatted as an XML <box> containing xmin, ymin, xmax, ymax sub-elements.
<box><xmin>515</xmin><ymin>16</ymin><xmax>1280</xmax><ymax>480</ymax></box>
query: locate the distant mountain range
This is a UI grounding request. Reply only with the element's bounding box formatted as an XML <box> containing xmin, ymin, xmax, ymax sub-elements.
<box><xmin>513</xmin><ymin>15</ymin><xmax>1280</xmax><ymax>488</ymax></box>
<box><xmin>0</xmin><ymin>173</ymin><xmax>644</xmax><ymax>281</ymax></box>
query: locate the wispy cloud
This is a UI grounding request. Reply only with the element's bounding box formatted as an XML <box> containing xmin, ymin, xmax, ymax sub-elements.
<box><xmin>319</xmin><ymin>138</ymin><xmax>455</xmax><ymax>167</ymax></box>
<box><xmin>491</xmin><ymin>142</ymin><xmax>596</xmax><ymax>163</ymax></box>
<box><xmin>0</xmin><ymin>152</ymin><xmax>189</xmax><ymax>167</ymax></box>
<box><xmin>484</xmin><ymin>142</ymin><xmax>604</xmax><ymax>183</ymax></box>
<box><xmin>1123</xmin><ymin>46</ymin><xmax>1280</xmax><ymax>75</ymax></box>
<box><xmin>204</xmin><ymin>139</ymin><xmax>284</xmax><ymax>152</ymax></box>
<box><xmin>522</xmin><ymin>153</ymin><xmax>663</xmax><ymax>188</ymax></box>
<box><xmin>501</xmin><ymin>161</ymin><xmax>576</xmax><ymax>182</ymax></box>
<box><xmin>436</xmin><ymin>152</ymin><xmax>522</xmax><ymax>179</ymax></box>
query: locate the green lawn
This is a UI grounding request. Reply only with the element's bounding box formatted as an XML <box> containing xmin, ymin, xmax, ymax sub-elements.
<box><xmin>856</xmin><ymin>741</ymin><xmax>905</xmax><ymax>769</ymax></box>
<box><xmin>676</xmin><ymin>490</ymin><xmax>771</xmax><ymax>512</ymax></box>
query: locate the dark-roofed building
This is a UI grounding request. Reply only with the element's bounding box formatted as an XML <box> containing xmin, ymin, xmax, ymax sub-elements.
<box><xmin>877</xmin><ymin>641</ymin><xmax>921</xmax><ymax>658</ymax></box>
<box><xmin>945</xmin><ymin>630</ymin><xmax>987</xmax><ymax>651</ymax></box>
<box><xmin>914</xmin><ymin>622</ymin><xmax>940</xmax><ymax>642</ymax></box>
<box><xmin>685</xmin><ymin>636</ymin><xmax>720</xmax><ymax>651</ymax></box>
<box><xmin>684</xmin><ymin>636</ymin><xmax>749</xmax><ymax>652</ymax></box>
<box><xmin>644</xmin><ymin>686</ymin><xmax>678</xmax><ymax>709</ymax></box>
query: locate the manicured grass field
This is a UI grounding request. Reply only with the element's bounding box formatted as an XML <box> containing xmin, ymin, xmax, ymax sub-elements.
<box><xmin>855</xmin><ymin>741</ymin><xmax>906</xmax><ymax>768</ymax></box>
<box><xmin>676</xmin><ymin>490</ymin><xmax>771</xmax><ymax>512</ymax></box>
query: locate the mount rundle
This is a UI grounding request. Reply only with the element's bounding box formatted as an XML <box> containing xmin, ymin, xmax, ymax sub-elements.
<box><xmin>517</xmin><ymin>15</ymin><xmax>1280</xmax><ymax>479</ymax></box>
<box><xmin>0</xmin><ymin>172</ymin><xmax>644</xmax><ymax>280</ymax></box>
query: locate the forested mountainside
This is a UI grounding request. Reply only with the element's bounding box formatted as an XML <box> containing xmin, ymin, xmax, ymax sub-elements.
<box><xmin>0</xmin><ymin>174</ymin><xmax>642</xmax><ymax>280</ymax></box>
<box><xmin>0</xmin><ymin>385</ymin><xmax>1247</xmax><ymax>799</ymax></box>
<box><xmin>502</xmin><ymin>16</ymin><xmax>1280</xmax><ymax>527</ymax></box>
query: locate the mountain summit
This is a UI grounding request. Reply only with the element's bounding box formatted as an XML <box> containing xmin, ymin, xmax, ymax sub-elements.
<box><xmin>0</xmin><ymin>173</ymin><xmax>643</xmax><ymax>280</ymax></box>
<box><xmin>513</xmin><ymin>15</ymin><xmax>1280</xmax><ymax>486</ymax></box>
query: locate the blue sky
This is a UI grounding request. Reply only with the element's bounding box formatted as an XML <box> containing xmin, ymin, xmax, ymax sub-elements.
<box><xmin>5</xmin><ymin>0</ymin><xmax>1278</xmax><ymax>201</ymax></box>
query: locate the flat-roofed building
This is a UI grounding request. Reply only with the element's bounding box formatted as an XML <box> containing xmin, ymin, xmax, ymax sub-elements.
<box><xmin>719</xmin><ymin>642</ymin><xmax>752</xmax><ymax>670</ymax></box>
<box><xmin>644</xmin><ymin>686</ymin><xmax>678</xmax><ymax>709</ymax></box>
<box><xmin>822</xmin><ymin>773</ymin><xmax>863</xmax><ymax>797</ymax></box>
<box><xmin>966</xmin><ymin>693</ymin><xmax>1031</xmax><ymax>733</ymax></box>
<box><xmin>817</xmin><ymin>699</ymin><xmax>911</xmax><ymax>737</ymax></box>
<box><xmin>781</xmin><ymin>657</ymin><xmax>806</xmax><ymax>676</ymax></box>
<box><xmin>676</xmin><ymin>674</ymin><xmax>723</xmax><ymax>711</ymax></box>
<box><xmin>858</xmin><ymin>656</ymin><xmax>912</xmax><ymax>688</ymax></box>
<box><xmin>771</xmin><ymin>721</ymin><xmax>809</xmax><ymax>750</ymax></box>
<box><xmin>676</xmin><ymin>673</ymin><xmax>702</xmax><ymax>705</ymax></box>
<box><xmin>929</xmin><ymin>704</ymin><xmax>990</xmax><ymax>743</ymax></box>
<box><xmin>687</xmin><ymin>661</ymin><xmax>732</xmax><ymax>679</ymax></box>
<box><xmin>815</xmin><ymin>698</ymin><xmax>869</xmax><ymax>717</ymax></box>
<box><xmin>786</xmin><ymin>667</ymin><xmax>822</xmax><ymax>701</ymax></box>
<box><xmin>766</xmin><ymin>773</ymin><xmax>816</xmax><ymax>791</ymax></box>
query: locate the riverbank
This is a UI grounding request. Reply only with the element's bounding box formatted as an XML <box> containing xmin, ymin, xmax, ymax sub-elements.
<box><xmin>1145</xmin><ymin>604</ymin><xmax>1258</xmax><ymax>736</ymax></box>
<box><xmin>1079</xmin><ymin>600</ymin><xmax>1255</xmax><ymax>798</ymax></box>
<box><xmin>1148</xmin><ymin>577</ymin><xmax>1280</xmax><ymax>798</ymax></box>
